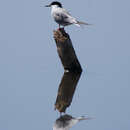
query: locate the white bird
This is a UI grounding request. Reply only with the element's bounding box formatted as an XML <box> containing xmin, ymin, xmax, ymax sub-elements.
<box><xmin>53</xmin><ymin>114</ymin><xmax>92</xmax><ymax>130</ymax></box>
<box><xmin>45</xmin><ymin>1</ymin><xmax>90</xmax><ymax>29</ymax></box>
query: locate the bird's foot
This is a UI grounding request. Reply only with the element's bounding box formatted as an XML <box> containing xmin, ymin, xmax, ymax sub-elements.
<box><xmin>57</xmin><ymin>27</ymin><xmax>64</xmax><ymax>30</ymax></box>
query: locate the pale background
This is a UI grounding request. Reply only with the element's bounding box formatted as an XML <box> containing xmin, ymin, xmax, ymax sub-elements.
<box><xmin>0</xmin><ymin>0</ymin><xmax>130</xmax><ymax>130</ymax></box>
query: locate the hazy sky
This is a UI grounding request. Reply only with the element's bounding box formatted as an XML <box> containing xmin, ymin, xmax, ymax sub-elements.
<box><xmin>0</xmin><ymin>0</ymin><xmax>130</xmax><ymax>130</ymax></box>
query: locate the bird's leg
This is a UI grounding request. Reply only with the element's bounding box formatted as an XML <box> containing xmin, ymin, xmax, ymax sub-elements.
<box><xmin>58</xmin><ymin>24</ymin><xmax>61</xmax><ymax>30</ymax></box>
<box><xmin>58</xmin><ymin>25</ymin><xmax>65</xmax><ymax>31</ymax></box>
<box><xmin>60</xmin><ymin>111</ymin><xmax>66</xmax><ymax>117</ymax></box>
<box><xmin>60</xmin><ymin>26</ymin><xmax>65</xmax><ymax>30</ymax></box>
<box><xmin>62</xmin><ymin>26</ymin><xmax>65</xmax><ymax>30</ymax></box>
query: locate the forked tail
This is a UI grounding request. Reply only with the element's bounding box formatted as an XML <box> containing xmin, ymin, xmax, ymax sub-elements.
<box><xmin>74</xmin><ymin>21</ymin><xmax>92</xmax><ymax>27</ymax></box>
<box><xmin>77</xmin><ymin>116</ymin><xmax>94</xmax><ymax>121</ymax></box>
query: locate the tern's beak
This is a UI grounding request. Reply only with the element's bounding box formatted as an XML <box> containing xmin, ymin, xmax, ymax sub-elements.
<box><xmin>45</xmin><ymin>4</ymin><xmax>51</xmax><ymax>7</ymax></box>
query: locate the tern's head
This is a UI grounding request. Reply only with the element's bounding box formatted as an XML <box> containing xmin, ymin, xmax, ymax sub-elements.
<box><xmin>45</xmin><ymin>1</ymin><xmax>62</xmax><ymax>8</ymax></box>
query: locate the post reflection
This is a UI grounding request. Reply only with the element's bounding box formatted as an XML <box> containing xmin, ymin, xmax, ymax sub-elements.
<box><xmin>55</xmin><ymin>71</ymin><xmax>82</xmax><ymax>113</ymax></box>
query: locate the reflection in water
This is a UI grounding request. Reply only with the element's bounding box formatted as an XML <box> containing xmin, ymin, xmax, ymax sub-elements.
<box><xmin>53</xmin><ymin>29</ymin><xmax>90</xmax><ymax>129</ymax></box>
<box><xmin>55</xmin><ymin>71</ymin><xmax>82</xmax><ymax>113</ymax></box>
<box><xmin>53</xmin><ymin>114</ymin><xmax>91</xmax><ymax>130</ymax></box>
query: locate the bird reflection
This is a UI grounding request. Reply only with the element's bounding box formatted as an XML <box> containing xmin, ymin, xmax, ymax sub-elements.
<box><xmin>55</xmin><ymin>71</ymin><xmax>82</xmax><ymax>113</ymax></box>
<box><xmin>53</xmin><ymin>114</ymin><xmax>91</xmax><ymax>130</ymax></box>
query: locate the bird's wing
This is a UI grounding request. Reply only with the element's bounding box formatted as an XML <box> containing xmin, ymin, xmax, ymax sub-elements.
<box><xmin>59</xmin><ymin>8</ymin><xmax>91</xmax><ymax>26</ymax></box>
<box><xmin>59</xmin><ymin>8</ymin><xmax>77</xmax><ymax>24</ymax></box>
<box><xmin>61</xmin><ymin>8</ymin><xmax>71</xmax><ymax>16</ymax></box>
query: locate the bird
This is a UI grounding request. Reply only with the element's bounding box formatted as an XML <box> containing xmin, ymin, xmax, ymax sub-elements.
<box><xmin>45</xmin><ymin>1</ymin><xmax>90</xmax><ymax>29</ymax></box>
<box><xmin>53</xmin><ymin>114</ymin><xmax>92</xmax><ymax>130</ymax></box>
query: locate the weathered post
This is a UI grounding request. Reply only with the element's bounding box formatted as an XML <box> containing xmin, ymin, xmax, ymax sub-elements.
<box><xmin>53</xmin><ymin>28</ymin><xmax>82</xmax><ymax>113</ymax></box>
<box><xmin>53</xmin><ymin>28</ymin><xmax>82</xmax><ymax>73</ymax></box>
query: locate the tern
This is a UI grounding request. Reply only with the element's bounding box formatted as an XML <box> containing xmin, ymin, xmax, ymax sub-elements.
<box><xmin>45</xmin><ymin>1</ymin><xmax>90</xmax><ymax>29</ymax></box>
<box><xmin>53</xmin><ymin>114</ymin><xmax>92</xmax><ymax>130</ymax></box>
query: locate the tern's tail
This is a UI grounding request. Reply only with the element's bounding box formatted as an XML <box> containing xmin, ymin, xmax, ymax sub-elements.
<box><xmin>74</xmin><ymin>21</ymin><xmax>92</xmax><ymax>27</ymax></box>
<box><xmin>77</xmin><ymin>116</ymin><xmax>93</xmax><ymax>121</ymax></box>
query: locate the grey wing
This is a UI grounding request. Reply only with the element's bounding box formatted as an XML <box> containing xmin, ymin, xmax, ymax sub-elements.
<box><xmin>54</xmin><ymin>9</ymin><xmax>77</xmax><ymax>25</ymax></box>
<box><xmin>61</xmin><ymin>9</ymin><xmax>77</xmax><ymax>24</ymax></box>
<box><xmin>61</xmin><ymin>8</ymin><xmax>71</xmax><ymax>16</ymax></box>
<box><xmin>55</xmin><ymin>12</ymin><xmax>68</xmax><ymax>21</ymax></box>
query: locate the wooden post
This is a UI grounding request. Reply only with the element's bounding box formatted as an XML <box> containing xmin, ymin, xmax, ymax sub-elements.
<box><xmin>53</xmin><ymin>28</ymin><xmax>82</xmax><ymax>113</ymax></box>
<box><xmin>53</xmin><ymin>28</ymin><xmax>82</xmax><ymax>73</ymax></box>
